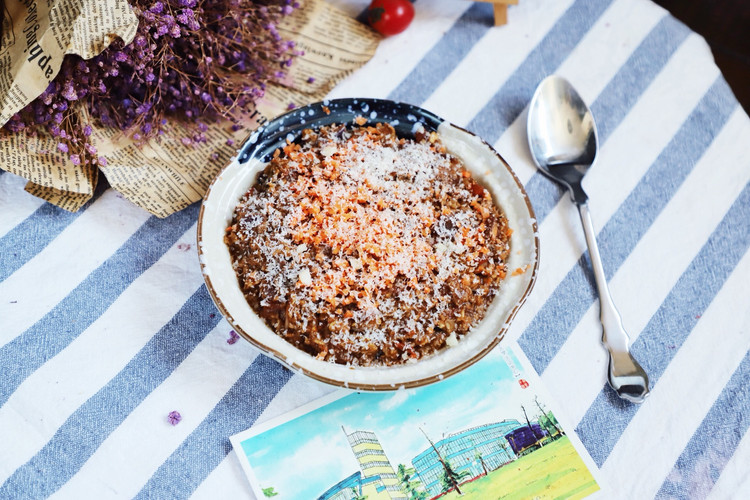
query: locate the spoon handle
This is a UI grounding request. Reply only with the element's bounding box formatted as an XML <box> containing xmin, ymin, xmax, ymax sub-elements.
<box><xmin>577</xmin><ymin>202</ymin><xmax>650</xmax><ymax>404</ymax></box>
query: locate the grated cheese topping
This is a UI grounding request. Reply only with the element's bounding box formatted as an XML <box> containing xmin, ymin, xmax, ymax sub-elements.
<box><xmin>225</xmin><ymin>122</ymin><xmax>512</xmax><ymax>366</ymax></box>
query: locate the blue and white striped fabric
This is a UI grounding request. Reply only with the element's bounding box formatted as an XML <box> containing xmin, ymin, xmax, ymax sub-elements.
<box><xmin>2</xmin><ymin>0</ymin><xmax>749</xmax><ymax>497</ymax></box>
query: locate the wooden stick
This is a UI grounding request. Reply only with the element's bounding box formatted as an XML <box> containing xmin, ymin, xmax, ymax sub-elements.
<box><xmin>476</xmin><ymin>0</ymin><xmax>520</xmax><ymax>26</ymax></box>
<box><xmin>493</xmin><ymin>4</ymin><xmax>508</xmax><ymax>26</ymax></box>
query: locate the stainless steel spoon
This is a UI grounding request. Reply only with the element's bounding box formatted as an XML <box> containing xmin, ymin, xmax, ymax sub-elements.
<box><xmin>527</xmin><ymin>75</ymin><xmax>650</xmax><ymax>404</ymax></box>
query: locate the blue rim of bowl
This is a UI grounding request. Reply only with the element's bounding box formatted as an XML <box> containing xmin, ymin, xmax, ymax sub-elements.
<box><xmin>237</xmin><ymin>98</ymin><xmax>445</xmax><ymax>164</ymax></box>
<box><xmin>198</xmin><ymin>97</ymin><xmax>540</xmax><ymax>390</ymax></box>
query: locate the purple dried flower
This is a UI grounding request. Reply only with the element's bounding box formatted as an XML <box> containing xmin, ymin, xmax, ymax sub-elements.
<box><xmin>57</xmin><ymin>142</ymin><xmax>69</xmax><ymax>153</ymax></box>
<box><xmin>3</xmin><ymin>0</ymin><xmax>301</xmax><ymax>168</ymax></box>
<box><xmin>167</xmin><ymin>410</ymin><xmax>182</xmax><ymax>425</ymax></box>
<box><xmin>307</xmin><ymin>76</ymin><xmax>315</xmax><ymax>84</ymax></box>
<box><xmin>177</xmin><ymin>11</ymin><xmax>193</xmax><ymax>25</ymax></box>
<box><xmin>227</xmin><ymin>330</ymin><xmax>240</xmax><ymax>345</ymax></box>
<box><xmin>61</xmin><ymin>83</ymin><xmax>78</xmax><ymax>101</ymax></box>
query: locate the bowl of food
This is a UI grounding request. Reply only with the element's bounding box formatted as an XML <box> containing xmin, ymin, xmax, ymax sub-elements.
<box><xmin>198</xmin><ymin>98</ymin><xmax>538</xmax><ymax>390</ymax></box>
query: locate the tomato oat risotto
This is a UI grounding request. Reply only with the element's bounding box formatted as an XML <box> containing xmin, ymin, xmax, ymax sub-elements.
<box><xmin>224</xmin><ymin>122</ymin><xmax>512</xmax><ymax>366</ymax></box>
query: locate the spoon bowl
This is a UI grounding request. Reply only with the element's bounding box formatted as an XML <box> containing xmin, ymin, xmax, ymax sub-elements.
<box><xmin>528</xmin><ymin>76</ymin><xmax>598</xmax><ymax>204</ymax></box>
<box><xmin>527</xmin><ymin>75</ymin><xmax>650</xmax><ymax>404</ymax></box>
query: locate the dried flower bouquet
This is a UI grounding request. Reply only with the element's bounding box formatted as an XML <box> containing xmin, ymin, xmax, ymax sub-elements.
<box><xmin>1</xmin><ymin>0</ymin><xmax>300</xmax><ymax>168</ymax></box>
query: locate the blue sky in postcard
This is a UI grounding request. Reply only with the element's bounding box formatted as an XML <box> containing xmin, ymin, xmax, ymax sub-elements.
<box><xmin>239</xmin><ymin>346</ymin><xmax>549</xmax><ymax>499</ymax></box>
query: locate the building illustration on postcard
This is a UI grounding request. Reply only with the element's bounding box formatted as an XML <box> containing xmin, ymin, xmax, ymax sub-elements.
<box><xmin>231</xmin><ymin>343</ymin><xmax>604</xmax><ymax>500</ymax></box>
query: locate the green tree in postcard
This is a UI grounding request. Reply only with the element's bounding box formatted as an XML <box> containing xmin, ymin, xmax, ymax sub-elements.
<box><xmin>539</xmin><ymin>411</ymin><xmax>562</xmax><ymax>437</ymax></box>
<box><xmin>397</xmin><ymin>464</ymin><xmax>427</xmax><ymax>500</ymax></box>
<box><xmin>262</xmin><ymin>486</ymin><xmax>279</xmax><ymax>497</ymax></box>
<box><xmin>350</xmin><ymin>486</ymin><xmax>367</xmax><ymax>500</ymax></box>
<box><xmin>474</xmin><ymin>450</ymin><xmax>489</xmax><ymax>476</ymax></box>
<box><xmin>440</xmin><ymin>460</ymin><xmax>471</xmax><ymax>494</ymax></box>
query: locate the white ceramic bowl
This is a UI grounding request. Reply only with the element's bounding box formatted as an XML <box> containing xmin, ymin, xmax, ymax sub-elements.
<box><xmin>198</xmin><ymin>98</ymin><xmax>538</xmax><ymax>390</ymax></box>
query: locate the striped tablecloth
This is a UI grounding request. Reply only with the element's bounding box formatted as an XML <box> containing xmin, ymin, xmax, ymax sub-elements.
<box><xmin>2</xmin><ymin>0</ymin><xmax>749</xmax><ymax>497</ymax></box>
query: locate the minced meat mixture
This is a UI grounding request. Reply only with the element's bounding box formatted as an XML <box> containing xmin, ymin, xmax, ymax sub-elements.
<box><xmin>224</xmin><ymin>122</ymin><xmax>512</xmax><ymax>366</ymax></box>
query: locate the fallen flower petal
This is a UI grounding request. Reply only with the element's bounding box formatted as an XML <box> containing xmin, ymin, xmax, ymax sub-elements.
<box><xmin>167</xmin><ymin>410</ymin><xmax>182</xmax><ymax>425</ymax></box>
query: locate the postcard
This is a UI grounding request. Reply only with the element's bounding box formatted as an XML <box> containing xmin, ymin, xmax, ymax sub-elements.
<box><xmin>230</xmin><ymin>342</ymin><xmax>605</xmax><ymax>499</ymax></box>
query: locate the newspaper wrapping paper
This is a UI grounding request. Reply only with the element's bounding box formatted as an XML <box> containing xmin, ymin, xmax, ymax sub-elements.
<box><xmin>0</xmin><ymin>0</ymin><xmax>380</xmax><ymax>217</ymax></box>
<box><xmin>0</xmin><ymin>0</ymin><xmax>138</xmax><ymax>210</ymax></box>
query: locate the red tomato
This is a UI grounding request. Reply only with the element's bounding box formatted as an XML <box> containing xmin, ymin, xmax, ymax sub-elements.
<box><xmin>367</xmin><ymin>0</ymin><xmax>415</xmax><ymax>36</ymax></box>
